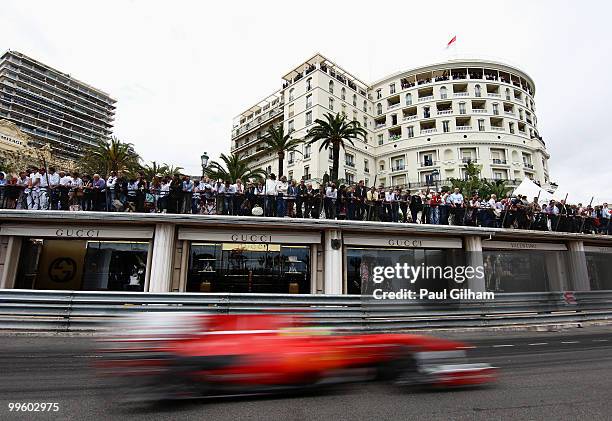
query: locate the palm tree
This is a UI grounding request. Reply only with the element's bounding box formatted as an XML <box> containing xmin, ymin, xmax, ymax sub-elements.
<box><xmin>305</xmin><ymin>113</ymin><xmax>367</xmax><ymax>183</ymax></box>
<box><xmin>262</xmin><ymin>124</ymin><xmax>303</xmax><ymax>178</ymax></box>
<box><xmin>141</xmin><ymin>161</ymin><xmax>184</xmax><ymax>180</ymax></box>
<box><xmin>79</xmin><ymin>136</ymin><xmax>141</xmax><ymax>175</ymax></box>
<box><xmin>204</xmin><ymin>153</ymin><xmax>263</xmax><ymax>183</ymax></box>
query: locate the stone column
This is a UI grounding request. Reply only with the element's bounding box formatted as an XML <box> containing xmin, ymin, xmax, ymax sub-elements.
<box><xmin>567</xmin><ymin>240</ymin><xmax>590</xmax><ymax>291</ymax></box>
<box><xmin>323</xmin><ymin>229</ymin><xmax>343</xmax><ymax>295</ymax></box>
<box><xmin>0</xmin><ymin>236</ymin><xmax>22</xmax><ymax>289</ymax></box>
<box><xmin>148</xmin><ymin>224</ymin><xmax>176</xmax><ymax>293</ymax></box>
<box><xmin>464</xmin><ymin>235</ymin><xmax>486</xmax><ymax>292</ymax></box>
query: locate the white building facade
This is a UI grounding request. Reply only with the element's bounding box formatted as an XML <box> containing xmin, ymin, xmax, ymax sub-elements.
<box><xmin>231</xmin><ymin>54</ymin><xmax>553</xmax><ymax>191</ymax></box>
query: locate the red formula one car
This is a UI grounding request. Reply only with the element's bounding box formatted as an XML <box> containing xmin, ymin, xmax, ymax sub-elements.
<box><xmin>97</xmin><ymin>313</ymin><xmax>496</xmax><ymax>401</ymax></box>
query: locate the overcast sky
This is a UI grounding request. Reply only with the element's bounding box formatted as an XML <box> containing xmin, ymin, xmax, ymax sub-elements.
<box><xmin>2</xmin><ymin>0</ymin><xmax>611</xmax><ymax>203</ymax></box>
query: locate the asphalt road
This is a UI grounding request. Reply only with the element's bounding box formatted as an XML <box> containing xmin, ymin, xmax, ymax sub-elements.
<box><xmin>1</xmin><ymin>326</ymin><xmax>611</xmax><ymax>421</ymax></box>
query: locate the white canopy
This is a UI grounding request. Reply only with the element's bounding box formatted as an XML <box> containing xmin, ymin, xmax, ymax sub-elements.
<box><xmin>512</xmin><ymin>178</ymin><xmax>553</xmax><ymax>203</ymax></box>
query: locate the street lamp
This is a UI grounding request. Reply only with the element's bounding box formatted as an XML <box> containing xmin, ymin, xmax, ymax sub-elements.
<box><xmin>200</xmin><ymin>152</ymin><xmax>209</xmax><ymax>176</ymax></box>
<box><xmin>431</xmin><ymin>169</ymin><xmax>440</xmax><ymax>192</ymax></box>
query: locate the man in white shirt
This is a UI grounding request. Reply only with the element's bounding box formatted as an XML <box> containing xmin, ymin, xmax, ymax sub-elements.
<box><xmin>324</xmin><ymin>182</ymin><xmax>337</xmax><ymax>219</ymax></box>
<box><xmin>27</xmin><ymin>169</ymin><xmax>42</xmax><ymax>210</ymax></box>
<box><xmin>16</xmin><ymin>171</ymin><xmax>29</xmax><ymax>209</ymax></box>
<box><xmin>106</xmin><ymin>171</ymin><xmax>118</xmax><ymax>211</ymax></box>
<box><xmin>47</xmin><ymin>167</ymin><xmax>60</xmax><ymax>210</ymax></box>
<box><xmin>264</xmin><ymin>174</ymin><xmax>279</xmax><ymax>217</ymax></box>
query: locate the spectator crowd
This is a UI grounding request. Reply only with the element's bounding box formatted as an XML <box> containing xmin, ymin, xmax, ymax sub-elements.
<box><xmin>0</xmin><ymin>167</ymin><xmax>610</xmax><ymax>235</ymax></box>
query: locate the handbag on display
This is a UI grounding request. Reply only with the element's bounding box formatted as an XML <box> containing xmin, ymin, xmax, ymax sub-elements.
<box><xmin>251</xmin><ymin>205</ymin><xmax>263</xmax><ymax>216</ymax></box>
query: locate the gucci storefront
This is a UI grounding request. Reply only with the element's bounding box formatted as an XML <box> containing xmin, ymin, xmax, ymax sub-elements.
<box><xmin>179</xmin><ymin>229</ymin><xmax>320</xmax><ymax>294</ymax></box>
<box><xmin>1</xmin><ymin>224</ymin><xmax>153</xmax><ymax>291</ymax></box>
<box><xmin>343</xmin><ymin>234</ymin><xmax>465</xmax><ymax>295</ymax></box>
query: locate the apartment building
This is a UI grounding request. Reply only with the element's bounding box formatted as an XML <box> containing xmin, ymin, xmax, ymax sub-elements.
<box><xmin>0</xmin><ymin>50</ymin><xmax>116</xmax><ymax>161</ymax></box>
<box><xmin>230</xmin><ymin>54</ymin><xmax>553</xmax><ymax>191</ymax></box>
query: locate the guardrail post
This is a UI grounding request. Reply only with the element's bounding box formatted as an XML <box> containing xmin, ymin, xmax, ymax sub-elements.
<box><xmin>0</xmin><ymin>236</ymin><xmax>22</xmax><ymax>289</ymax></box>
<box><xmin>464</xmin><ymin>235</ymin><xmax>485</xmax><ymax>292</ymax></box>
<box><xmin>567</xmin><ymin>240</ymin><xmax>591</xmax><ymax>291</ymax></box>
<box><xmin>148</xmin><ymin>223</ymin><xmax>176</xmax><ymax>292</ymax></box>
<box><xmin>324</xmin><ymin>229</ymin><xmax>343</xmax><ymax>294</ymax></box>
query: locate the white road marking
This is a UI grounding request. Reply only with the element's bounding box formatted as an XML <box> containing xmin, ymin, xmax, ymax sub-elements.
<box><xmin>528</xmin><ymin>342</ymin><xmax>548</xmax><ymax>346</ymax></box>
<box><xmin>592</xmin><ymin>339</ymin><xmax>609</xmax><ymax>342</ymax></box>
<box><xmin>492</xmin><ymin>344</ymin><xmax>514</xmax><ymax>348</ymax></box>
<box><xmin>561</xmin><ymin>341</ymin><xmax>579</xmax><ymax>344</ymax></box>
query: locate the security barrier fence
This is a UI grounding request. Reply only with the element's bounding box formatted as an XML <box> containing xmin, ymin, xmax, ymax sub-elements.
<box><xmin>0</xmin><ymin>289</ymin><xmax>611</xmax><ymax>332</ymax></box>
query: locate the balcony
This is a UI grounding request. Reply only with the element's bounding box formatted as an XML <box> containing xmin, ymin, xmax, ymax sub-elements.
<box><xmin>420</xmin><ymin>128</ymin><xmax>437</xmax><ymax>134</ymax></box>
<box><xmin>437</xmin><ymin>109</ymin><xmax>453</xmax><ymax>115</ymax></box>
<box><xmin>491</xmin><ymin>159</ymin><xmax>507</xmax><ymax>165</ymax></box>
<box><xmin>345</xmin><ymin>161</ymin><xmax>356</xmax><ymax>168</ymax></box>
<box><xmin>487</xmin><ymin>93</ymin><xmax>502</xmax><ymax>98</ymax></box>
<box><xmin>491</xmin><ymin>126</ymin><xmax>505</xmax><ymax>131</ymax></box>
<box><xmin>420</xmin><ymin>160</ymin><xmax>436</xmax><ymax>167</ymax></box>
<box><xmin>403</xmin><ymin>115</ymin><xmax>418</xmax><ymax>122</ymax></box>
<box><xmin>461</xmin><ymin>157</ymin><xmax>477</xmax><ymax>163</ymax></box>
<box><xmin>389</xmin><ymin>134</ymin><xmax>402</xmax><ymax>142</ymax></box>
<box><xmin>391</xmin><ymin>165</ymin><xmax>406</xmax><ymax>172</ymax></box>
<box><xmin>453</xmin><ymin>92</ymin><xmax>469</xmax><ymax>97</ymax></box>
<box><xmin>388</xmin><ymin>103</ymin><xmax>400</xmax><ymax>110</ymax></box>
<box><xmin>375</xmin><ymin>123</ymin><xmax>387</xmax><ymax>130</ymax></box>
<box><xmin>472</xmin><ymin>109</ymin><xmax>487</xmax><ymax>114</ymax></box>
<box><xmin>418</xmin><ymin>95</ymin><xmax>434</xmax><ymax>102</ymax></box>
<box><xmin>456</xmin><ymin>125</ymin><xmax>472</xmax><ymax>131</ymax></box>
<box><xmin>504</xmin><ymin>110</ymin><xmax>514</xmax><ymax>116</ymax></box>
<box><xmin>523</xmin><ymin>163</ymin><xmax>534</xmax><ymax>169</ymax></box>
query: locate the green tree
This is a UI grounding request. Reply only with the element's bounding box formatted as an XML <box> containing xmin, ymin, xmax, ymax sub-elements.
<box><xmin>78</xmin><ymin>136</ymin><xmax>141</xmax><ymax>176</ymax></box>
<box><xmin>262</xmin><ymin>124</ymin><xmax>303</xmax><ymax>178</ymax></box>
<box><xmin>447</xmin><ymin>160</ymin><xmax>510</xmax><ymax>198</ymax></box>
<box><xmin>306</xmin><ymin>113</ymin><xmax>367</xmax><ymax>183</ymax></box>
<box><xmin>141</xmin><ymin>161</ymin><xmax>184</xmax><ymax>180</ymax></box>
<box><xmin>204</xmin><ymin>153</ymin><xmax>263</xmax><ymax>183</ymax></box>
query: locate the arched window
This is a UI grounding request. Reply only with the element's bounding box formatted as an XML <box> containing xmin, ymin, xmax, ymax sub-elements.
<box><xmin>363</xmin><ymin>100</ymin><xmax>367</xmax><ymax>112</ymax></box>
<box><xmin>505</xmin><ymin>88</ymin><xmax>511</xmax><ymax>100</ymax></box>
<box><xmin>329</xmin><ymin>80</ymin><xmax>334</xmax><ymax>94</ymax></box>
<box><xmin>405</xmin><ymin>93</ymin><xmax>412</xmax><ymax>105</ymax></box>
<box><xmin>440</xmin><ymin>86</ymin><xmax>447</xmax><ymax>99</ymax></box>
<box><xmin>353</xmin><ymin>94</ymin><xmax>357</xmax><ymax>106</ymax></box>
<box><xmin>376</xmin><ymin>103</ymin><xmax>383</xmax><ymax>115</ymax></box>
<box><xmin>341</xmin><ymin>87</ymin><xmax>346</xmax><ymax>100</ymax></box>
<box><xmin>474</xmin><ymin>84</ymin><xmax>481</xmax><ymax>97</ymax></box>
<box><xmin>288</xmin><ymin>88</ymin><xmax>294</xmax><ymax>101</ymax></box>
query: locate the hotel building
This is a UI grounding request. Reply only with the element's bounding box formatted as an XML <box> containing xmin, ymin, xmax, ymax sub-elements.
<box><xmin>231</xmin><ymin>54</ymin><xmax>554</xmax><ymax>191</ymax></box>
<box><xmin>0</xmin><ymin>50</ymin><xmax>116</xmax><ymax>161</ymax></box>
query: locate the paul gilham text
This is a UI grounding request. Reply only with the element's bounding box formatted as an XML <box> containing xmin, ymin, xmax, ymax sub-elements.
<box><xmin>372</xmin><ymin>289</ymin><xmax>495</xmax><ymax>300</ymax></box>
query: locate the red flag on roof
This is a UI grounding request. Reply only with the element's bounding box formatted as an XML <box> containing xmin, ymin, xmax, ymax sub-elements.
<box><xmin>446</xmin><ymin>35</ymin><xmax>457</xmax><ymax>48</ymax></box>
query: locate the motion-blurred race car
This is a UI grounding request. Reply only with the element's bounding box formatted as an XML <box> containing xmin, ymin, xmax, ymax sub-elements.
<box><xmin>97</xmin><ymin>313</ymin><xmax>496</xmax><ymax>401</ymax></box>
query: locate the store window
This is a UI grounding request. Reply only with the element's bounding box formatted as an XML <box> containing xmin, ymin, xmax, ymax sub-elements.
<box><xmin>346</xmin><ymin>247</ymin><xmax>465</xmax><ymax>295</ymax></box>
<box><xmin>187</xmin><ymin>243</ymin><xmax>310</xmax><ymax>293</ymax></box>
<box><xmin>15</xmin><ymin>239</ymin><xmax>149</xmax><ymax>291</ymax></box>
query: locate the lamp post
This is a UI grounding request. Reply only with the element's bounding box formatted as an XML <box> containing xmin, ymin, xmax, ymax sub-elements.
<box><xmin>200</xmin><ymin>152</ymin><xmax>209</xmax><ymax>177</ymax></box>
<box><xmin>431</xmin><ymin>169</ymin><xmax>440</xmax><ymax>192</ymax></box>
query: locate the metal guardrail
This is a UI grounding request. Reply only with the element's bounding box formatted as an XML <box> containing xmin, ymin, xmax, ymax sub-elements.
<box><xmin>0</xmin><ymin>289</ymin><xmax>611</xmax><ymax>332</ymax></box>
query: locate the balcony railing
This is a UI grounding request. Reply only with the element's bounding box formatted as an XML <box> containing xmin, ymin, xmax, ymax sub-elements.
<box><xmin>453</xmin><ymin>92</ymin><xmax>469</xmax><ymax>97</ymax></box>
<box><xmin>456</xmin><ymin>126</ymin><xmax>472</xmax><ymax>131</ymax></box>
<box><xmin>389</xmin><ymin>135</ymin><xmax>402</xmax><ymax>142</ymax></box>
<box><xmin>345</xmin><ymin>161</ymin><xmax>355</xmax><ymax>167</ymax></box>
<box><xmin>472</xmin><ymin>109</ymin><xmax>487</xmax><ymax>114</ymax></box>
<box><xmin>491</xmin><ymin>159</ymin><xmax>507</xmax><ymax>164</ymax></box>
<box><xmin>437</xmin><ymin>110</ymin><xmax>452</xmax><ymax>115</ymax></box>
<box><xmin>491</xmin><ymin>126</ymin><xmax>505</xmax><ymax>131</ymax></box>
<box><xmin>523</xmin><ymin>163</ymin><xmax>534</xmax><ymax>169</ymax></box>
<box><xmin>392</xmin><ymin>165</ymin><xmax>406</xmax><ymax>172</ymax></box>
<box><xmin>420</xmin><ymin>128</ymin><xmax>437</xmax><ymax>134</ymax></box>
<box><xmin>420</xmin><ymin>160</ymin><xmax>436</xmax><ymax>167</ymax></box>
<box><xmin>487</xmin><ymin>93</ymin><xmax>502</xmax><ymax>98</ymax></box>
<box><xmin>418</xmin><ymin>95</ymin><xmax>434</xmax><ymax>102</ymax></box>
<box><xmin>403</xmin><ymin>115</ymin><xmax>418</xmax><ymax>121</ymax></box>
<box><xmin>388</xmin><ymin>103</ymin><xmax>400</xmax><ymax>110</ymax></box>
<box><xmin>461</xmin><ymin>157</ymin><xmax>477</xmax><ymax>163</ymax></box>
<box><xmin>504</xmin><ymin>110</ymin><xmax>514</xmax><ymax>116</ymax></box>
